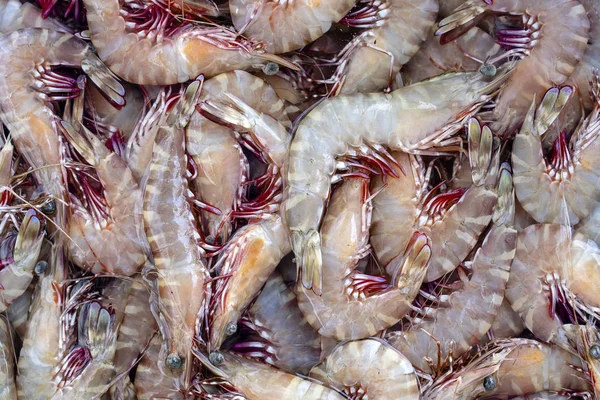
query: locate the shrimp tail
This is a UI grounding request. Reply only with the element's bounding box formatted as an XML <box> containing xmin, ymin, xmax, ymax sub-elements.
<box><xmin>293</xmin><ymin>230</ymin><xmax>322</xmax><ymax>296</ymax></box>
<box><xmin>13</xmin><ymin>210</ymin><xmax>44</xmax><ymax>268</ymax></box>
<box><xmin>198</xmin><ymin>93</ymin><xmax>257</xmax><ymax>131</ymax></box>
<box><xmin>493</xmin><ymin>163</ymin><xmax>515</xmax><ymax>226</ymax></box>
<box><xmin>81</xmin><ymin>54</ymin><xmax>126</xmax><ymax>109</ymax></box>
<box><xmin>391</xmin><ymin>232</ymin><xmax>431</xmax><ymax>291</ymax></box>
<box><xmin>467</xmin><ymin>118</ymin><xmax>493</xmax><ymax>186</ymax></box>
<box><xmin>435</xmin><ymin>1</ymin><xmax>486</xmax><ymax>44</ymax></box>
<box><xmin>80</xmin><ymin>301</ymin><xmax>116</xmax><ymax>360</ymax></box>
<box><xmin>59</xmin><ymin>120</ymin><xmax>107</xmax><ymax>165</ymax></box>
<box><xmin>523</xmin><ymin>86</ymin><xmax>574</xmax><ymax>137</ymax></box>
<box><xmin>166</xmin><ymin>77</ymin><xmax>204</xmax><ymax>129</ymax></box>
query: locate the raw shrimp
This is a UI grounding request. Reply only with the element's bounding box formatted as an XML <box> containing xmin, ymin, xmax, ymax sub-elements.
<box><xmin>334</xmin><ymin>0</ymin><xmax>439</xmax><ymax>94</ymax></box>
<box><xmin>373</xmin><ymin>118</ymin><xmax>499</xmax><ymax>282</ymax></box>
<box><xmin>483</xmin><ymin>299</ymin><xmax>525</xmax><ymax>342</ymax></box>
<box><xmin>386</xmin><ymin>165</ymin><xmax>516</xmax><ymax>375</ymax></box>
<box><xmin>196</xmin><ymin>350</ymin><xmax>346</xmax><ymax>400</ymax></box>
<box><xmin>437</xmin><ymin>0</ymin><xmax>590</xmax><ymax>137</ymax></box>
<box><xmin>208</xmin><ymin>215</ymin><xmax>291</xmax><ymax>351</ymax></box>
<box><xmin>506</xmin><ymin>224</ymin><xmax>600</xmax><ymax>344</ymax></box>
<box><xmin>82</xmin><ymin>0</ymin><xmax>297</xmax><ymax>85</ymax></box>
<box><xmin>6</xmin><ymin>287</ymin><xmax>34</xmax><ymax>340</ymax></box>
<box><xmin>296</xmin><ymin>177</ymin><xmax>432</xmax><ymax>340</ymax></box>
<box><xmin>0</xmin><ymin>316</ymin><xmax>16</xmax><ymax>400</ymax></box>
<box><xmin>285</xmin><ymin>64</ymin><xmax>513</xmax><ymax>293</ymax></box>
<box><xmin>555</xmin><ymin>324</ymin><xmax>600</xmax><ymax>397</ymax></box>
<box><xmin>0</xmin><ymin>28</ymin><xmax>124</xmax><ymax>215</ymax></box>
<box><xmin>134</xmin><ymin>334</ymin><xmax>184</xmax><ymax>400</ymax></box>
<box><xmin>0</xmin><ymin>0</ymin><xmax>70</xmax><ymax>33</ymax></box>
<box><xmin>229</xmin><ymin>0</ymin><xmax>356</xmax><ymax>54</ymax></box>
<box><xmin>60</xmin><ymin>120</ymin><xmax>147</xmax><ymax>276</ymax></box>
<box><xmin>513</xmin><ymin>84</ymin><xmax>600</xmax><ymax>225</ymax></box>
<box><xmin>142</xmin><ymin>79</ymin><xmax>208</xmax><ymax>390</ymax></box>
<box><xmin>0</xmin><ymin>210</ymin><xmax>44</xmax><ymax>312</ymax></box>
<box><xmin>233</xmin><ymin>270</ymin><xmax>321</xmax><ymax>375</ymax></box>
<box><xmin>52</xmin><ymin>302</ymin><xmax>118</xmax><ymax>399</ymax></box>
<box><xmin>402</xmin><ymin>26</ymin><xmax>504</xmax><ymax>85</ymax></box>
<box><xmin>309</xmin><ymin>338</ymin><xmax>419</xmax><ymax>400</ymax></box>
<box><xmin>187</xmin><ymin>70</ymin><xmax>290</xmax><ymax>243</ymax></box>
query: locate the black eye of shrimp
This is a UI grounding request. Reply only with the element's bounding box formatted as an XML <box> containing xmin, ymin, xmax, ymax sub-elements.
<box><xmin>590</xmin><ymin>344</ymin><xmax>600</xmax><ymax>359</ymax></box>
<box><xmin>41</xmin><ymin>199</ymin><xmax>56</xmax><ymax>215</ymax></box>
<box><xmin>483</xmin><ymin>375</ymin><xmax>497</xmax><ymax>391</ymax></box>
<box><xmin>479</xmin><ymin>63</ymin><xmax>497</xmax><ymax>77</ymax></box>
<box><xmin>166</xmin><ymin>353</ymin><xmax>183</xmax><ymax>370</ymax></box>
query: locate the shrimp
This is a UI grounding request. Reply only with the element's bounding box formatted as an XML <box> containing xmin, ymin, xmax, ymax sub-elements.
<box><xmin>229</xmin><ymin>0</ymin><xmax>356</xmax><ymax>54</ymax></box>
<box><xmin>134</xmin><ymin>334</ymin><xmax>184</xmax><ymax>400</ymax></box>
<box><xmin>142</xmin><ymin>79</ymin><xmax>208</xmax><ymax>391</ymax></box>
<box><xmin>555</xmin><ymin>324</ymin><xmax>600</xmax><ymax>397</ymax></box>
<box><xmin>285</xmin><ymin>64</ymin><xmax>513</xmax><ymax>293</ymax></box>
<box><xmin>0</xmin><ymin>210</ymin><xmax>44</xmax><ymax>312</ymax></box>
<box><xmin>309</xmin><ymin>338</ymin><xmax>419</xmax><ymax>400</ymax></box>
<box><xmin>506</xmin><ymin>224</ymin><xmax>600</xmax><ymax>345</ymax></box>
<box><xmin>187</xmin><ymin>70</ymin><xmax>290</xmax><ymax>243</ymax></box>
<box><xmin>482</xmin><ymin>299</ymin><xmax>525</xmax><ymax>343</ymax></box>
<box><xmin>402</xmin><ymin>26</ymin><xmax>504</xmax><ymax>85</ymax></box>
<box><xmin>51</xmin><ymin>301</ymin><xmax>118</xmax><ymax>399</ymax></box>
<box><xmin>386</xmin><ymin>164</ymin><xmax>515</xmax><ymax>376</ymax></box>
<box><xmin>208</xmin><ymin>215</ymin><xmax>291</xmax><ymax>351</ymax></box>
<box><xmin>0</xmin><ymin>0</ymin><xmax>70</xmax><ymax>33</ymax></box>
<box><xmin>437</xmin><ymin>0</ymin><xmax>591</xmax><ymax>137</ymax></box>
<box><xmin>296</xmin><ymin>177</ymin><xmax>432</xmax><ymax>340</ymax></box>
<box><xmin>60</xmin><ymin>119</ymin><xmax>147</xmax><ymax>276</ymax></box>
<box><xmin>0</xmin><ymin>316</ymin><xmax>16</xmax><ymax>400</ymax></box>
<box><xmin>512</xmin><ymin>83</ymin><xmax>600</xmax><ymax>225</ymax></box>
<box><xmin>82</xmin><ymin>0</ymin><xmax>298</xmax><ymax>85</ymax></box>
<box><xmin>331</xmin><ymin>0</ymin><xmax>439</xmax><ymax>94</ymax></box>
<box><xmin>6</xmin><ymin>286</ymin><xmax>34</xmax><ymax>340</ymax></box>
<box><xmin>232</xmin><ymin>270</ymin><xmax>321</xmax><ymax>375</ymax></box>
<box><xmin>196</xmin><ymin>350</ymin><xmax>346</xmax><ymax>400</ymax></box>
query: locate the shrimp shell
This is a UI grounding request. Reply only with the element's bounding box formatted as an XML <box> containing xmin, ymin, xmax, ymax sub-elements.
<box><xmin>0</xmin><ymin>0</ymin><xmax>69</xmax><ymax>33</ymax></box>
<box><xmin>0</xmin><ymin>317</ymin><xmax>16</xmax><ymax>400</ymax></box>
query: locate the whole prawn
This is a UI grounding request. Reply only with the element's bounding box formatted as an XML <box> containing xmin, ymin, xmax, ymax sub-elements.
<box><xmin>296</xmin><ymin>177</ymin><xmax>432</xmax><ymax>340</ymax></box>
<box><xmin>284</xmin><ymin>65</ymin><xmax>513</xmax><ymax>293</ymax></box>
<box><xmin>437</xmin><ymin>0</ymin><xmax>591</xmax><ymax>137</ymax></box>
<box><xmin>82</xmin><ymin>0</ymin><xmax>297</xmax><ymax>85</ymax></box>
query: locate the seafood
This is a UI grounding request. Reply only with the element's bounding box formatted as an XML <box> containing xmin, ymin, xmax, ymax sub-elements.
<box><xmin>234</xmin><ymin>270</ymin><xmax>321</xmax><ymax>375</ymax></box>
<box><xmin>285</xmin><ymin>64</ymin><xmax>513</xmax><ymax>293</ymax></box>
<box><xmin>0</xmin><ymin>0</ymin><xmax>69</xmax><ymax>33</ymax></box>
<box><xmin>438</xmin><ymin>0</ymin><xmax>591</xmax><ymax>137</ymax></box>
<box><xmin>142</xmin><ymin>79</ymin><xmax>208</xmax><ymax>390</ymax></box>
<box><xmin>82</xmin><ymin>0</ymin><xmax>297</xmax><ymax>85</ymax></box>
<box><xmin>483</xmin><ymin>299</ymin><xmax>525</xmax><ymax>342</ymax></box>
<box><xmin>386</xmin><ymin>164</ymin><xmax>516</xmax><ymax>375</ymax></box>
<box><xmin>60</xmin><ymin>120</ymin><xmax>147</xmax><ymax>276</ymax></box>
<box><xmin>5</xmin><ymin>287</ymin><xmax>34</xmax><ymax>340</ymax></box>
<box><xmin>310</xmin><ymin>338</ymin><xmax>420</xmax><ymax>400</ymax></box>
<box><xmin>229</xmin><ymin>0</ymin><xmax>356</xmax><ymax>54</ymax></box>
<box><xmin>0</xmin><ymin>316</ymin><xmax>16</xmax><ymax>400</ymax></box>
<box><xmin>506</xmin><ymin>223</ymin><xmax>600</xmax><ymax>344</ymax></box>
<box><xmin>296</xmin><ymin>177</ymin><xmax>432</xmax><ymax>340</ymax></box>
<box><xmin>134</xmin><ymin>334</ymin><xmax>181</xmax><ymax>400</ymax></box>
<box><xmin>513</xmin><ymin>84</ymin><xmax>600</xmax><ymax>225</ymax></box>
<box><xmin>556</xmin><ymin>324</ymin><xmax>600</xmax><ymax>397</ymax></box>
<box><xmin>0</xmin><ymin>210</ymin><xmax>44</xmax><ymax>312</ymax></box>
<box><xmin>196</xmin><ymin>350</ymin><xmax>346</xmax><ymax>400</ymax></box>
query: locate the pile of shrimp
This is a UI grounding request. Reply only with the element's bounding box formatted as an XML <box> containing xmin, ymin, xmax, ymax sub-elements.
<box><xmin>2</xmin><ymin>0</ymin><xmax>600</xmax><ymax>399</ymax></box>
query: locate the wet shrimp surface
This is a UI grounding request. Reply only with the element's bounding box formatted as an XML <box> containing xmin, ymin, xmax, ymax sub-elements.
<box><xmin>2</xmin><ymin>0</ymin><xmax>600</xmax><ymax>399</ymax></box>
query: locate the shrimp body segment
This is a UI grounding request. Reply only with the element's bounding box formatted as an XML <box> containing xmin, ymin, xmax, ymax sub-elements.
<box><xmin>310</xmin><ymin>338</ymin><xmax>419</xmax><ymax>400</ymax></box>
<box><xmin>0</xmin><ymin>317</ymin><xmax>16</xmax><ymax>400</ymax></box>
<box><xmin>0</xmin><ymin>0</ymin><xmax>69</xmax><ymax>33</ymax></box>
<box><xmin>285</xmin><ymin>66</ymin><xmax>513</xmax><ymax>293</ymax></box>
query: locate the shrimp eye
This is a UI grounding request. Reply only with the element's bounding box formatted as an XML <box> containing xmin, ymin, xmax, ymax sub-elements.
<box><xmin>34</xmin><ymin>260</ymin><xmax>48</xmax><ymax>275</ymax></box>
<box><xmin>209</xmin><ymin>352</ymin><xmax>224</xmax><ymax>366</ymax></box>
<box><xmin>479</xmin><ymin>63</ymin><xmax>497</xmax><ymax>77</ymax></box>
<box><xmin>263</xmin><ymin>62</ymin><xmax>279</xmax><ymax>76</ymax></box>
<box><xmin>41</xmin><ymin>199</ymin><xmax>56</xmax><ymax>215</ymax></box>
<box><xmin>483</xmin><ymin>375</ymin><xmax>497</xmax><ymax>391</ymax></box>
<box><xmin>589</xmin><ymin>344</ymin><xmax>600</xmax><ymax>359</ymax></box>
<box><xmin>226</xmin><ymin>322</ymin><xmax>238</xmax><ymax>336</ymax></box>
<box><xmin>166</xmin><ymin>353</ymin><xmax>183</xmax><ymax>370</ymax></box>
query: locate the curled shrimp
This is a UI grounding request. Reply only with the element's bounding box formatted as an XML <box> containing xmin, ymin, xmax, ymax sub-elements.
<box><xmin>0</xmin><ymin>0</ymin><xmax>70</xmax><ymax>33</ymax></box>
<box><xmin>437</xmin><ymin>0</ymin><xmax>591</xmax><ymax>137</ymax></box>
<box><xmin>309</xmin><ymin>338</ymin><xmax>419</xmax><ymax>400</ymax></box>
<box><xmin>229</xmin><ymin>0</ymin><xmax>356</xmax><ymax>54</ymax></box>
<box><xmin>285</xmin><ymin>64</ymin><xmax>513</xmax><ymax>294</ymax></box>
<box><xmin>233</xmin><ymin>270</ymin><xmax>321</xmax><ymax>375</ymax></box>
<box><xmin>0</xmin><ymin>316</ymin><xmax>16</xmax><ymax>400</ymax></box>
<box><xmin>196</xmin><ymin>350</ymin><xmax>346</xmax><ymax>400</ymax></box>
<box><xmin>296</xmin><ymin>177</ymin><xmax>432</xmax><ymax>340</ymax></box>
<box><xmin>513</xmin><ymin>84</ymin><xmax>600</xmax><ymax>225</ymax></box>
<box><xmin>82</xmin><ymin>0</ymin><xmax>297</xmax><ymax>85</ymax></box>
<box><xmin>142</xmin><ymin>79</ymin><xmax>208</xmax><ymax>389</ymax></box>
<box><xmin>0</xmin><ymin>209</ymin><xmax>44</xmax><ymax>312</ymax></box>
<box><xmin>386</xmin><ymin>164</ymin><xmax>516</xmax><ymax>376</ymax></box>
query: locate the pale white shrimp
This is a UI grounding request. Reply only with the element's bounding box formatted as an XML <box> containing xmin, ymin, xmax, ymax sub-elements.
<box><xmin>512</xmin><ymin>84</ymin><xmax>600</xmax><ymax>225</ymax></box>
<box><xmin>0</xmin><ymin>316</ymin><xmax>16</xmax><ymax>400</ymax></box>
<box><xmin>82</xmin><ymin>0</ymin><xmax>298</xmax><ymax>85</ymax></box>
<box><xmin>386</xmin><ymin>165</ymin><xmax>516</xmax><ymax>376</ymax></box>
<box><xmin>285</xmin><ymin>64</ymin><xmax>513</xmax><ymax>293</ymax></box>
<box><xmin>229</xmin><ymin>0</ymin><xmax>357</xmax><ymax>54</ymax></box>
<box><xmin>0</xmin><ymin>0</ymin><xmax>70</xmax><ymax>33</ymax></box>
<box><xmin>437</xmin><ymin>0</ymin><xmax>591</xmax><ymax>137</ymax></box>
<box><xmin>296</xmin><ymin>177</ymin><xmax>432</xmax><ymax>340</ymax></box>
